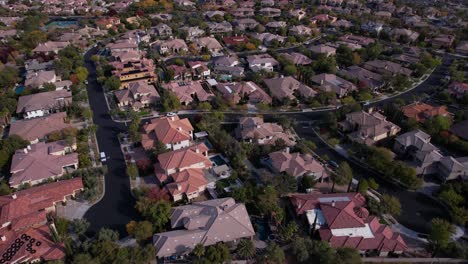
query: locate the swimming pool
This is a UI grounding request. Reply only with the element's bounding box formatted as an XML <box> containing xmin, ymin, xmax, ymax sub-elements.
<box><xmin>209</xmin><ymin>155</ymin><xmax>227</xmax><ymax>166</ymax></box>
<box><xmin>44</xmin><ymin>20</ymin><xmax>79</xmax><ymax>30</ymax></box>
<box><xmin>14</xmin><ymin>86</ymin><xmax>25</xmax><ymax>94</ymax></box>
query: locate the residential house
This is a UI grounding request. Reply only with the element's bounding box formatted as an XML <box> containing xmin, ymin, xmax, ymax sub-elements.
<box><xmin>391</xmin><ymin>28</ymin><xmax>419</xmax><ymax>43</ymax></box>
<box><xmin>430</xmin><ymin>34</ymin><xmax>455</xmax><ymax>49</ymax></box>
<box><xmin>187</xmin><ymin>61</ymin><xmax>211</xmax><ymax>79</ymax></box>
<box><xmin>280</xmin><ymin>52</ymin><xmax>312</xmax><ymax>65</ymax></box>
<box><xmin>155</xmin><ymin>143</ymin><xmax>212</xmax><ymax>184</ymax></box>
<box><xmin>311</xmin><ymin>73</ymin><xmax>357</xmax><ymax>98</ymax></box>
<box><xmin>212</xmin><ymin>56</ymin><xmax>244</xmax><ymax>78</ymax></box>
<box><xmin>264</xmin><ymin>76</ymin><xmax>317</xmax><ymax>101</ymax></box>
<box><xmin>195</xmin><ymin>37</ymin><xmax>223</xmax><ymax>54</ymax></box>
<box><xmin>258</xmin><ymin>7</ymin><xmax>281</xmax><ymax>18</ymax></box>
<box><xmin>161</xmin><ymin>81</ymin><xmax>214</xmax><ymax>105</ymax></box>
<box><xmin>289</xmin><ymin>25</ymin><xmax>313</xmax><ymax>36</ymax></box>
<box><xmin>235</xmin><ymin>116</ymin><xmax>296</xmax><ymax>146</ymax></box>
<box><xmin>401</xmin><ymin>102</ymin><xmax>451</xmax><ymax>123</ymax></box>
<box><xmin>363</xmin><ymin>60</ymin><xmax>412</xmax><ymax>77</ymax></box>
<box><xmin>204</xmin><ymin>10</ymin><xmax>225</xmax><ymax>18</ymax></box>
<box><xmin>269</xmin><ymin>148</ymin><xmax>327</xmax><ymax>180</ymax></box>
<box><xmin>9</xmin><ymin>141</ymin><xmax>78</xmax><ymax>188</ymax></box>
<box><xmin>0</xmin><ymin>178</ymin><xmax>83</xmax><ymax>263</ymax></box>
<box><xmin>24</xmin><ymin>70</ymin><xmax>57</xmax><ymax>89</ymax></box>
<box><xmin>110</xmin><ymin>56</ymin><xmax>156</xmax><ymax>86</ymax></box>
<box><xmin>448</xmin><ymin>82</ymin><xmax>468</xmax><ymax>99</ymax></box>
<box><xmin>106</xmin><ymin>39</ymin><xmax>138</xmax><ymax>53</ymax></box>
<box><xmin>265</xmin><ymin>21</ymin><xmax>287</xmax><ymax>31</ymax></box>
<box><xmin>184</xmin><ymin>27</ymin><xmax>205</xmax><ymax>41</ymax></box>
<box><xmin>455</xmin><ymin>41</ymin><xmax>468</xmax><ymax>56</ymax></box>
<box><xmin>215</xmin><ymin>81</ymin><xmax>272</xmax><ymax>105</ymax></box>
<box><xmin>339</xmin><ymin>34</ymin><xmax>375</xmax><ymax>47</ymax></box>
<box><xmin>394</xmin><ymin>130</ymin><xmax>468</xmax><ymax>181</ymax></box>
<box><xmin>339</xmin><ymin>65</ymin><xmax>384</xmax><ymax>91</ymax></box>
<box><xmin>339</xmin><ymin>110</ymin><xmax>401</xmax><ymax>145</ymax></box>
<box><xmin>114</xmin><ymin>81</ymin><xmax>160</xmax><ymax>111</ymax></box>
<box><xmin>32</xmin><ymin>41</ymin><xmax>69</xmax><ymax>55</ymax></box>
<box><xmin>289</xmin><ymin>9</ymin><xmax>306</xmax><ymax>20</ymax></box>
<box><xmin>288</xmin><ymin>192</ymin><xmax>407</xmax><ymax>256</ymax></box>
<box><xmin>232</xmin><ymin>7</ymin><xmax>255</xmax><ymax>17</ymax></box>
<box><xmin>233</xmin><ymin>18</ymin><xmax>259</xmax><ymax>31</ymax></box>
<box><xmin>250</xmin><ymin>32</ymin><xmax>285</xmax><ymax>46</ymax></box>
<box><xmin>331</xmin><ymin>19</ymin><xmax>353</xmax><ymax>29</ymax></box>
<box><xmin>152</xmin><ymin>23</ymin><xmax>173</xmax><ymax>37</ymax></box>
<box><xmin>311</xmin><ymin>14</ymin><xmax>337</xmax><ymax>24</ymax></box>
<box><xmin>165</xmin><ymin>168</ymin><xmax>209</xmax><ymax>201</ymax></box>
<box><xmin>16</xmin><ymin>90</ymin><xmax>72</xmax><ymax>119</ymax></box>
<box><xmin>223</xmin><ymin>36</ymin><xmax>249</xmax><ymax>47</ymax></box>
<box><xmin>153</xmin><ymin>198</ymin><xmax>255</xmax><ymax>258</ymax></box>
<box><xmin>157</xmin><ymin>39</ymin><xmax>188</xmax><ymax>55</ymax></box>
<box><xmin>451</xmin><ymin>120</ymin><xmax>468</xmax><ymax>141</ymax></box>
<box><xmin>9</xmin><ymin>112</ymin><xmax>72</xmax><ymax>143</ymax></box>
<box><xmin>246</xmin><ymin>54</ymin><xmax>279</xmax><ymax>72</ymax></box>
<box><xmin>207</xmin><ymin>21</ymin><xmax>233</xmax><ymax>34</ymax></box>
<box><xmin>95</xmin><ymin>16</ymin><xmax>120</xmax><ymax>29</ymax></box>
<box><xmin>141</xmin><ymin>115</ymin><xmax>194</xmax><ymax>151</ymax></box>
<box><xmin>309</xmin><ymin>44</ymin><xmax>336</xmax><ymax>56</ymax></box>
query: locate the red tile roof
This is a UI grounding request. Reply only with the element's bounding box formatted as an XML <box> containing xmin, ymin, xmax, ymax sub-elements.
<box><xmin>401</xmin><ymin>102</ymin><xmax>450</xmax><ymax>122</ymax></box>
<box><xmin>141</xmin><ymin>116</ymin><xmax>193</xmax><ymax>150</ymax></box>
<box><xmin>165</xmin><ymin>168</ymin><xmax>208</xmax><ymax>197</ymax></box>
<box><xmin>157</xmin><ymin>143</ymin><xmax>211</xmax><ymax>172</ymax></box>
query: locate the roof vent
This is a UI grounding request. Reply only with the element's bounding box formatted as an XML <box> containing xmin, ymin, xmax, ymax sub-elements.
<box><xmin>0</xmin><ymin>235</ymin><xmax>5</xmax><ymax>241</ymax></box>
<box><xmin>11</xmin><ymin>194</ymin><xmax>17</xmax><ymax>200</ymax></box>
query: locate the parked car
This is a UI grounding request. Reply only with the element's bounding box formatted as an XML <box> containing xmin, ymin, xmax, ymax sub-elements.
<box><xmin>100</xmin><ymin>152</ymin><xmax>107</xmax><ymax>163</ymax></box>
<box><xmin>329</xmin><ymin>160</ymin><xmax>339</xmax><ymax>168</ymax></box>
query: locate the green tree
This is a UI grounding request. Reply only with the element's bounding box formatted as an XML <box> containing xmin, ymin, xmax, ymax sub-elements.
<box><xmin>381</xmin><ymin>194</ymin><xmax>401</xmax><ymax>216</ymax></box>
<box><xmin>193</xmin><ymin>243</ymin><xmax>206</xmax><ymax>259</ymax></box>
<box><xmin>71</xmin><ymin>219</ymin><xmax>90</xmax><ymax>236</ymax></box>
<box><xmin>429</xmin><ymin>218</ymin><xmax>455</xmax><ymax>255</ymax></box>
<box><xmin>335</xmin><ymin>247</ymin><xmax>362</xmax><ymax>264</ymax></box>
<box><xmin>236</xmin><ymin>239</ymin><xmax>255</xmax><ymax>259</ymax></box>
<box><xmin>132</xmin><ymin>221</ymin><xmax>153</xmax><ymax>241</ymax></box>
<box><xmin>261</xmin><ymin>242</ymin><xmax>285</xmax><ymax>264</ymax></box>
<box><xmin>0</xmin><ymin>181</ymin><xmax>11</xmax><ymax>196</ymax></box>
<box><xmin>368</xmin><ymin>178</ymin><xmax>379</xmax><ymax>189</ymax></box>
<box><xmin>127</xmin><ymin>163</ymin><xmax>139</xmax><ymax>180</ymax></box>
<box><xmin>104</xmin><ymin>76</ymin><xmax>121</xmax><ymax>90</ymax></box>
<box><xmin>135</xmin><ymin>198</ymin><xmax>171</xmax><ymax>232</ymax></box>
<box><xmin>75</xmin><ymin>66</ymin><xmax>89</xmax><ymax>83</ymax></box>
<box><xmin>161</xmin><ymin>90</ymin><xmax>181</xmax><ymax>112</ymax></box>
<box><xmin>279</xmin><ymin>222</ymin><xmax>298</xmax><ymax>242</ymax></box>
<box><xmin>336</xmin><ymin>45</ymin><xmax>354</xmax><ymax>66</ymax></box>
<box><xmin>21</xmin><ymin>30</ymin><xmax>47</xmax><ymax>49</ymax></box>
<box><xmin>0</xmin><ymin>66</ymin><xmax>19</xmax><ymax>90</ymax></box>
<box><xmin>332</xmin><ymin>161</ymin><xmax>353</xmax><ymax>192</ymax></box>
<box><xmin>291</xmin><ymin>237</ymin><xmax>312</xmax><ymax>263</ymax></box>
<box><xmin>97</xmin><ymin>228</ymin><xmax>119</xmax><ymax>242</ymax></box>
<box><xmin>425</xmin><ymin>115</ymin><xmax>452</xmax><ymax>135</ymax></box>
<box><xmin>205</xmin><ymin>243</ymin><xmax>231</xmax><ymax>264</ymax></box>
<box><xmin>358</xmin><ymin>178</ymin><xmax>369</xmax><ymax>194</ymax></box>
<box><xmin>284</xmin><ymin>64</ymin><xmax>297</xmax><ymax>76</ymax></box>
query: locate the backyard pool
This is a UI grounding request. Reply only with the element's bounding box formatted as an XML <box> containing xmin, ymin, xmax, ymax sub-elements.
<box><xmin>210</xmin><ymin>154</ymin><xmax>227</xmax><ymax>166</ymax></box>
<box><xmin>14</xmin><ymin>85</ymin><xmax>25</xmax><ymax>94</ymax></box>
<box><xmin>253</xmin><ymin>218</ymin><xmax>271</xmax><ymax>241</ymax></box>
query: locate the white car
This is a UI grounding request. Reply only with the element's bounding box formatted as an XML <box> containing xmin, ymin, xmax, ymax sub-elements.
<box><xmin>85</xmin><ymin>80</ymin><xmax>89</xmax><ymax>85</ymax></box>
<box><xmin>166</xmin><ymin>112</ymin><xmax>177</xmax><ymax>117</ymax></box>
<box><xmin>100</xmin><ymin>152</ymin><xmax>107</xmax><ymax>163</ymax></box>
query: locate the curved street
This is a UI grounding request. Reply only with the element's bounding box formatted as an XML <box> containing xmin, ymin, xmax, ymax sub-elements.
<box><xmin>82</xmin><ymin>42</ymin><xmax>455</xmax><ymax>235</ymax></box>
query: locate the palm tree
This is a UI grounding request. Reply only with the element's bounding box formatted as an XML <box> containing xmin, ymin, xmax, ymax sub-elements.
<box><xmin>192</xmin><ymin>243</ymin><xmax>205</xmax><ymax>259</ymax></box>
<box><xmin>236</xmin><ymin>239</ymin><xmax>255</xmax><ymax>260</ymax></box>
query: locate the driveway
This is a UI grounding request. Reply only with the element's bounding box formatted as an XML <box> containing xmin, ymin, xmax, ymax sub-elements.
<box><xmin>82</xmin><ymin>48</ymin><xmax>139</xmax><ymax>235</ymax></box>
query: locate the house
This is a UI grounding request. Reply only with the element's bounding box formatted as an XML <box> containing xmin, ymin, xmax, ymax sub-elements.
<box><xmin>155</xmin><ymin>143</ymin><xmax>212</xmax><ymax>184</ymax></box>
<box><xmin>110</xmin><ymin>57</ymin><xmax>156</xmax><ymax>86</ymax></box>
<box><xmin>187</xmin><ymin>61</ymin><xmax>211</xmax><ymax>79</ymax></box>
<box><xmin>289</xmin><ymin>25</ymin><xmax>313</xmax><ymax>36</ymax></box>
<box><xmin>235</xmin><ymin>116</ymin><xmax>296</xmax><ymax>146</ymax></box>
<box><xmin>401</xmin><ymin>102</ymin><xmax>450</xmax><ymax>123</ymax></box>
<box><xmin>258</xmin><ymin>7</ymin><xmax>281</xmax><ymax>17</ymax></box>
<box><xmin>207</xmin><ymin>21</ymin><xmax>233</xmax><ymax>34</ymax></box>
<box><xmin>106</xmin><ymin>39</ymin><xmax>139</xmax><ymax>53</ymax></box>
<box><xmin>391</xmin><ymin>28</ymin><xmax>419</xmax><ymax>43</ymax></box>
<box><xmin>311</xmin><ymin>14</ymin><xmax>337</xmax><ymax>24</ymax></box>
<box><xmin>331</xmin><ymin>19</ymin><xmax>353</xmax><ymax>29</ymax></box>
<box><xmin>246</xmin><ymin>54</ymin><xmax>279</xmax><ymax>72</ymax></box>
<box><xmin>141</xmin><ymin>115</ymin><xmax>194</xmax><ymax>151</ymax></box>
<box><xmin>339</xmin><ymin>110</ymin><xmax>401</xmax><ymax>145</ymax></box>
<box><xmin>265</xmin><ymin>21</ymin><xmax>287</xmax><ymax>30</ymax></box>
<box><xmin>153</xmin><ymin>198</ymin><xmax>255</xmax><ymax>258</ymax></box>
<box><xmin>9</xmin><ymin>112</ymin><xmax>71</xmax><ymax>143</ymax></box>
<box><xmin>167</xmin><ymin>64</ymin><xmax>191</xmax><ymax>81</ymax></box>
<box><xmin>363</xmin><ymin>60</ymin><xmax>412</xmax><ymax>77</ymax></box>
<box><xmin>194</xmin><ymin>37</ymin><xmax>223</xmax><ymax>54</ymax></box>
<box><xmin>455</xmin><ymin>41</ymin><xmax>468</xmax><ymax>56</ymax></box>
<box><xmin>152</xmin><ymin>23</ymin><xmax>173</xmax><ymax>37</ymax></box>
<box><xmin>32</xmin><ymin>41</ymin><xmax>69</xmax><ymax>55</ymax></box>
<box><xmin>215</xmin><ymin>81</ymin><xmax>272</xmax><ymax>105</ymax></box>
<box><xmin>311</xmin><ymin>73</ymin><xmax>357</xmax><ymax>98</ymax></box>
<box><xmin>157</xmin><ymin>39</ymin><xmax>188</xmax><ymax>55</ymax></box>
<box><xmin>161</xmin><ymin>81</ymin><xmax>214</xmax><ymax>105</ymax></box>
<box><xmin>288</xmin><ymin>192</ymin><xmax>407</xmax><ymax>256</ymax></box>
<box><xmin>114</xmin><ymin>81</ymin><xmax>160</xmax><ymax>111</ymax></box>
<box><xmin>250</xmin><ymin>32</ymin><xmax>285</xmax><ymax>46</ymax></box>
<box><xmin>16</xmin><ymin>90</ymin><xmax>72</xmax><ymax>119</ymax></box>
<box><xmin>233</xmin><ymin>18</ymin><xmax>259</xmax><ymax>31</ymax></box>
<box><xmin>448</xmin><ymin>82</ymin><xmax>468</xmax><ymax>99</ymax></box>
<box><xmin>24</xmin><ymin>70</ymin><xmax>57</xmax><ymax>89</ymax></box>
<box><xmin>231</xmin><ymin>7</ymin><xmax>255</xmax><ymax>17</ymax></box>
<box><xmin>309</xmin><ymin>44</ymin><xmax>336</xmax><ymax>57</ymax></box>
<box><xmin>165</xmin><ymin>168</ymin><xmax>209</xmax><ymax>201</ymax></box>
<box><xmin>339</xmin><ymin>34</ymin><xmax>375</xmax><ymax>47</ymax></box>
<box><xmin>289</xmin><ymin>9</ymin><xmax>306</xmax><ymax>20</ymax></box>
<box><xmin>280</xmin><ymin>52</ymin><xmax>312</xmax><ymax>65</ymax></box>
<box><xmin>451</xmin><ymin>120</ymin><xmax>468</xmax><ymax>141</ymax></box>
<box><xmin>0</xmin><ymin>178</ymin><xmax>83</xmax><ymax>263</ymax></box>
<box><xmin>269</xmin><ymin>148</ymin><xmax>327</xmax><ymax>180</ymax></box>
<box><xmin>430</xmin><ymin>34</ymin><xmax>455</xmax><ymax>49</ymax></box>
<box><xmin>204</xmin><ymin>10</ymin><xmax>225</xmax><ymax>18</ymax></box>
<box><xmin>264</xmin><ymin>76</ymin><xmax>317</xmax><ymax>101</ymax></box>
<box><xmin>394</xmin><ymin>130</ymin><xmax>468</xmax><ymax>181</ymax></box>
<box><xmin>183</xmin><ymin>27</ymin><xmax>205</xmax><ymax>40</ymax></box>
<box><xmin>339</xmin><ymin>66</ymin><xmax>384</xmax><ymax>91</ymax></box>
<box><xmin>223</xmin><ymin>36</ymin><xmax>249</xmax><ymax>47</ymax></box>
<box><xmin>95</xmin><ymin>16</ymin><xmax>120</xmax><ymax>29</ymax></box>
<box><xmin>212</xmin><ymin>56</ymin><xmax>244</xmax><ymax>78</ymax></box>
<box><xmin>9</xmin><ymin>141</ymin><xmax>78</xmax><ymax>188</ymax></box>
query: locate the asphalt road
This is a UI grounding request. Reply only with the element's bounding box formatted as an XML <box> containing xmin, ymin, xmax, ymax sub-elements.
<box><xmin>83</xmin><ymin>48</ymin><xmax>138</xmax><ymax>235</ymax></box>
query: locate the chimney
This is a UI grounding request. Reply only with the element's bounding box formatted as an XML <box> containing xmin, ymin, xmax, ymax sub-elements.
<box><xmin>177</xmin><ymin>127</ymin><xmax>182</xmax><ymax>131</ymax></box>
<box><xmin>320</xmin><ymin>79</ymin><xmax>324</xmax><ymax>85</ymax></box>
<box><xmin>23</xmin><ymin>148</ymin><xmax>28</xmax><ymax>154</ymax></box>
<box><xmin>12</xmin><ymin>194</ymin><xmax>17</xmax><ymax>200</ymax></box>
<box><xmin>27</xmin><ymin>145</ymin><xmax>31</xmax><ymax>150</ymax></box>
<box><xmin>331</xmin><ymin>200</ymin><xmax>335</xmax><ymax>207</ymax></box>
<box><xmin>177</xmin><ymin>184</ymin><xmax>182</xmax><ymax>191</ymax></box>
<box><xmin>285</xmin><ymin>147</ymin><xmax>290</xmax><ymax>153</ymax></box>
<box><xmin>0</xmin><ymin>235</ymin><xmax>5</xmax><ymax>242</ymax></box>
